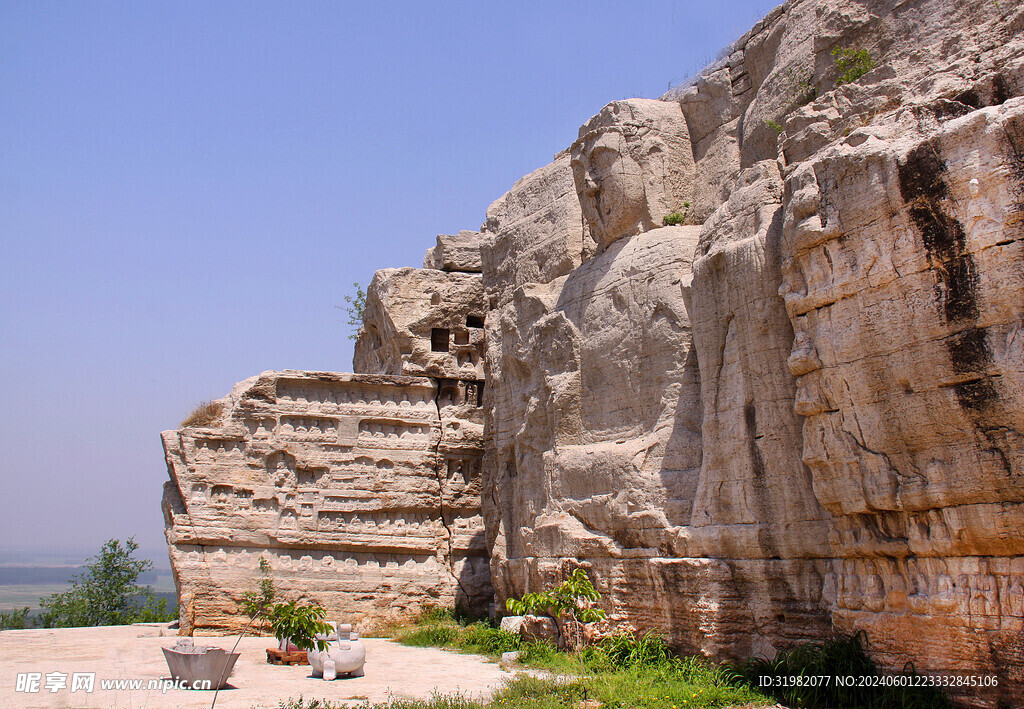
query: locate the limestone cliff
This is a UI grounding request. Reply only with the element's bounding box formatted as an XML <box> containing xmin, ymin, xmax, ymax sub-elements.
<box><xmin>480</xmin><ymin>1</ymin><xmax>1024</xmax><ymax>706</ymax></box>
<box><xmin>163</xmin><ymin>0</ymin><xmax>1024</xmax><ymax>704</ymax></box>
<box><xmin>163</xmin><ymin>256</ymin><xmax>492</xmax><ymax>634</ymax></box>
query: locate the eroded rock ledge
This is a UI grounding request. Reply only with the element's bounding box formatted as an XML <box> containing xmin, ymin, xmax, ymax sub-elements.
<box><xmin>163</xmin><ymin>248</ymin><xmax>491</xmax><ymax>634</ymax></box>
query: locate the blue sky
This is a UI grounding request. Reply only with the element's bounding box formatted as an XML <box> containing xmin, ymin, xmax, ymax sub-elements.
<box><xmin>0</xmin><ymin>0</ymin><xmax>781</xmax><ymax>561</ymax></box>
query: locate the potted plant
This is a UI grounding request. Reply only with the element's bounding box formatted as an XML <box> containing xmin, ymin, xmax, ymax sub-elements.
<box><xmin>266</xmin><ymin>601</ymin><xmax>331</xmax><ymax>658</ymax></box>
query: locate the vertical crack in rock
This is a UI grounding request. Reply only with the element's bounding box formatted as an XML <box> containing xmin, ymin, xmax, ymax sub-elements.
<box><xmin>430</xmin><ymin>378</ymin><xmax>473</xmax><ymax>604</ymax></box>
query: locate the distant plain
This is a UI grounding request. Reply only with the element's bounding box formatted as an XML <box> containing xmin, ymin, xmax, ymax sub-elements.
<box><xmin>0</xmin><ymin>547</ymin><xmax>176</xmax><ymax>616</ymax></box>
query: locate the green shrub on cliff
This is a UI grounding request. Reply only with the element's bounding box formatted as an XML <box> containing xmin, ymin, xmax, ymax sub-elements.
<box><xmin>832</xmin><ymin>47</ymin><xmax>876</xmax><ymax>85</ymax></box>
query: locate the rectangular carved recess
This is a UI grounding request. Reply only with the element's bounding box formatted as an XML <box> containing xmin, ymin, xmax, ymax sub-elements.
<box><xmin>431</xmin><ymin>328</ymin><xmax>449</xmax><ymax>352</ymax></box>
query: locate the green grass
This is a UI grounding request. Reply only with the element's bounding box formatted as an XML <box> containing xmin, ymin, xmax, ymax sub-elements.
<box><xmin>270</xmin><ymin>665</ymin><xmax>766</xmax><ymax>708</ymax></box>
<box><xmin>385</xmin><ymin>608</ymin><xmax>521</xmax><ymax>659</ymax></box>
<box><xmin>376</xmin><ymin>611</ymin><xmax>954</xmax><ymax>709</ymax></box>
<box><xmin>379</xmin><ymin>610</ymin><xmax>773</xmax><ymax>709</ymax></box>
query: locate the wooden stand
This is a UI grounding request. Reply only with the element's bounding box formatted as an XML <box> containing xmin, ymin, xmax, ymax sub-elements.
<box><xmin>266</xmin><ymin>648</ymin><xmax>309</xmax><ymax>665</ymax></box>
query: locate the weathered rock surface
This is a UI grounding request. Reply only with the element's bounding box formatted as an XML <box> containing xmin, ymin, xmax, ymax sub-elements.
<box><xmin>689</xmin><ymin>159</ymin><xmax>831</xmax><ymax>563</ymax></box>
<box><xmin>479</xmin><ymin>1</ymin><xmax>1024</xmax><ymax>705</ymax></box>
<box><xmin>480</xmin><ymin>149</ymin><xmax>594</xmax><ymax>304</ymax></box>
<box><xmin>424</xmin><ymin>230</ymin><xmax>484</xmax><ymax>273</ymax></box>
<box><xmin>780</xmin><ymin>96</ymin><xmax>1024</xmax><ymax>702</ymax></box>
<box><xmin>354</xmin><ymin>267</ymin><xmax>486</xmax><ymax>383</ymax></box>
<box><xmin>164</xmin><ymin>0</ymin><xmax>1024</xmax><ymax>704</ymax></box>
<box><xmin>163</xmin><ymin>369</ymin><xmax>490</xmax><ymax>634</ymax></box>
<box><xmin>167</xmin><ymin>246</ymin><xmax>491</xmax><ymax>635</ymax></box>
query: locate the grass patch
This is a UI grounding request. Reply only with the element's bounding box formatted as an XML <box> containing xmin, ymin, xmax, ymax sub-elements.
<box><xmin>381</xmin><ymin>612</ymin><xmax>953</xmax><ymax>709</ymax></box>
<box><xmin>181</xmin><ymin>400</ymin><xmax>222</xmax><ymax>427</ymax></box>
<box><xmin>386</xmin><ymin>607</ymin><xmax>520</xmax><ymax>659</ymax></box>
<box><xmin>271</xmin><ymin>664</ymin><xmax>767</xmax><ymax>708</ymax></box>
<box><xmin>383</xmin><ymin>611</ymin><xmax>773</xmax><ymax>708</ymax></box>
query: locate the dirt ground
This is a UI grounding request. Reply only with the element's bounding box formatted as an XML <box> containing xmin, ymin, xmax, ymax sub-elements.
<box><xmin>0</xmin><ymin>623</ymin><xmax>511</xmax><ymax>708</ymax></box>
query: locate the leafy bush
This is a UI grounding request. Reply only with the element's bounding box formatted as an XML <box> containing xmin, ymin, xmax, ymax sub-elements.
<box><xmin>266</xmin><ymin>600</ymin><xmax>332</xmax><ymax>652</ymax></box>
<box><xmin>786</xmin><ymin>66</ymin><xmax>817</xmax><ymax>105</ymax></box>
<box><xmin>343</xmin><ymin>282</ymin><xmax>367</xmax><ymax>341</ymax></box>
<box><xmin>662</xmin><ymin>203</ymin><xmax>692</xmax><ymax>226</ymax></box>
<box><xmin>38</xmin><ymin>538</ymin><xmax>176</xmax><ymax>628</ymax></box>
<box><xmin>765</xmin><ymin>119</ymin><xmax>784</xmax><ymax>134</ymax></box>
<box><xmin>506</xmin><ymin>567</ymin><xmax>606</xmax><ymax>648</ymax></box>
<box><xmin>731</xmin><ymin>630</ymin><xmax>950</xmax><ymax>708</ymax></box>
<box><xmin>240</xmin><ymin>555</ymin><xmax>276</xmax><ymax>631</ymax></box>
<box><xmin>181</xmin><ymin>400</ymin><xmax>222</xmax><ymax>427</ymax></box>
<box><xmin>832</xmin><ymin>47</ymin><xmax>876</xmax><ymax>85</ymax></box>
<box><xmin>1</xmin><ymin>606</ymin><xmax>30</xmax><ymax>630</ymax></box>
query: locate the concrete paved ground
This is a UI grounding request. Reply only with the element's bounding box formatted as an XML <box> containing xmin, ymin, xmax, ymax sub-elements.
<box><xmin>0</xmin><ymin>623</ymin><xmax>511</xmax><ymax>708</ymax></box>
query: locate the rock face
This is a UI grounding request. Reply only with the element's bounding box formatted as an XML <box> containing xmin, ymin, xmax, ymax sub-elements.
<box><xmin>354</xmin><ymin>266</ymin><xmax>486</xmax><ymax>383</ymax></box>
<box><xmin>479</xmin><ymin>1</ymin><xmax>1024</xmax><ymax>705</ymax></box>
<box><xmin>164</xmin><ymin>254</ymin><xmax>491</xmax><ymax>634</ymax></box>
<box><xmin>424</xmin><ymin>230</ymin><xmax>484</xmax><ymax>273</ymax></box>
<box><xmin>164</xmin><ymin>0</ymin><xmax>1024</xmax><ymax>704</ymax></box>
<box><xmin>162</xmin><ymin>370</ymin><xmax>490</xmax><ymax>634</ymax></box>
<box><xmin>482</xmin><ymin>98</ymin><xmax>833</xmax><ymax>663</ymax></box>
<box><xmin>780</xmin><ymin>98</ymin><xmax>1024</xmax><ymax>701</ymax></box>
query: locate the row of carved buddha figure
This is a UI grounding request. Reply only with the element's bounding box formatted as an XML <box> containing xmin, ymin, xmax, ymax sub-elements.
<box><xmin>276</xmin><ymin>381</ymin><xmax>435</xmax><ymax>409</ymax></box>
<box><xmin>831</xmin><ymin>556</ymin><xmax>1024</xmax><ymax>621</ymax></box>
<box><xmin>316</xmin><ymin>509</ymin><xmax>442</xmax><ymax>532</ymax></box>
<box><xmin>191</xmin><ymin>420</ymin><xmax>437</xmax><ymax>462</ymax></box>
<box><xmin>174</xmin><ymin>545</ymin><xmax>451</xmax><ymax>573</ymax></box>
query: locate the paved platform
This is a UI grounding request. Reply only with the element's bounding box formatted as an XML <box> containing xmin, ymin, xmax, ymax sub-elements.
<box><xmin>0</xmin><ymin>624</ymin><xmax>511</xmax><ymax>708</ymax></box>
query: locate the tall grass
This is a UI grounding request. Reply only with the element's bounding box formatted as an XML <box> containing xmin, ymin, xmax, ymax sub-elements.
<box><xmin>729</xmin><ymin>630</ymin><xmax>951</xmax><ymax>709</ymax></box>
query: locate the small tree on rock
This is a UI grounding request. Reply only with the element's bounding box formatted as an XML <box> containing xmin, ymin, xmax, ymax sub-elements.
<box><xmin>506</xmin><ymin>566</ymin><xmax>606</xmax><ymax>649</ymax></box>
<box><xmin>343</xmin><ymin>282</ymin><xmax>367</xmax><ymax>341</ymax></box>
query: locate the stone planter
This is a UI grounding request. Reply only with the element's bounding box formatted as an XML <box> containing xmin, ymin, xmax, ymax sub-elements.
<box><xmin>161</xmin><ymin>638</ymin><xmax>240</xmax><ymax>689</ymax></box>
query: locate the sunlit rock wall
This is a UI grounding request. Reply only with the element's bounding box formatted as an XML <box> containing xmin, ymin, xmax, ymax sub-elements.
<box><xmin>162</xmin><ymin>370</ymin><xmax>490</xmax><ymax>635</ymax></box>
<box><xmin>162</xmin><ymin>0</ymin><xmax>1024</xmax><ymax>704</ymax></box>
<box><xmin>479</xmin><ymin>0</ymin><xmax>1024</xmax><ymax>705</ymax></box>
